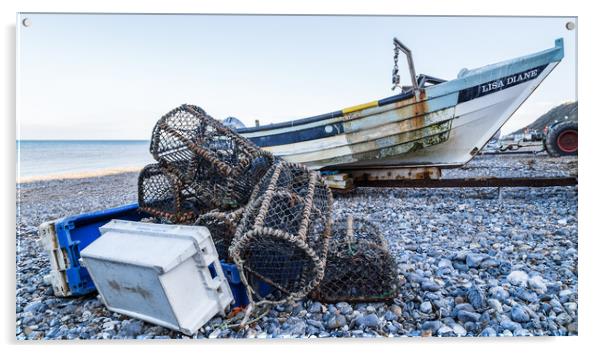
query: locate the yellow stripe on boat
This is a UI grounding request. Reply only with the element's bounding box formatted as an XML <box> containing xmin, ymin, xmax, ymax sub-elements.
<box><xmin>341</xmin><ymin>100</ymin><xmax>379</xmax><ymax>114</ymax></box>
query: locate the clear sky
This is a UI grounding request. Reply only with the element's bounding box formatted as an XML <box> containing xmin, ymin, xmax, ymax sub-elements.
<box><xmin>17</xmin><ymin>14</ymin><xmax>577</xmax><ymax>139</ymax></box>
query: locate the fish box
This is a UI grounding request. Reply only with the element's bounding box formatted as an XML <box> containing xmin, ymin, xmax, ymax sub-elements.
<box><xmin>38</xmin><ymin>203</ymin><xmax>272</xmax><ymax>307</ymax></box>
<box><xmin>80</xmin><ymin>220</ymin><xmax>233</xmax><ymax>336</ymax></box>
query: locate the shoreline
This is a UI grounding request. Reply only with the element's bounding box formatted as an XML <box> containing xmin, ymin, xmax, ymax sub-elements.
<box><xmin>16</xmin><ymin>166</ymin><xmax>144</xmax><ymax>184</ymax></box>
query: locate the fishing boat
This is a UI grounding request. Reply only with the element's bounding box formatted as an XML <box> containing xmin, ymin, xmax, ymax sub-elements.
<box><xmin>234</xmin><ymin>38</ymin><xmax>565</xmax><ymax>175</ymax></box>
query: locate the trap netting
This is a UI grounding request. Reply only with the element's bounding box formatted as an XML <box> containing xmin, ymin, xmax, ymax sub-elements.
<box><xmin>310</xmin><ymin>215</ymin><xmax>399</xmax><ymax>303</ymax></box>
<box><xmin>229</xmin><ymin>161</ymin><xmax>333</xmax><ymax>304</ymax></box>
<box><xmin>194</xmin><ymin>208</ymin><xmax>244</xmax><ymax>261</ymax></box>
<box><xmin>149</xmin><ymin>104</ymin><xmax>274</xmax><ymax>211</ymax></box>
<box><xmin>138</xmin><ymin>163</ymin><xmax>198</xmax><ymax>223</ymax></box>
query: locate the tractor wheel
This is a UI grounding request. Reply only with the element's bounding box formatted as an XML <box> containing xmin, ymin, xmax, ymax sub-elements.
<box><xmin>545</xmin><ymin>120</ymin><xmax>578</xmax><ymax>157</ymax></box>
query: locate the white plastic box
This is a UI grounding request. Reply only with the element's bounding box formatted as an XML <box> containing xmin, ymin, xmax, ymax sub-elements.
<box><xmin>80</xmin><ymin>220</ymin><xmax>233</xmax><ymax>336</ymax></box>
<box><xmin>38</xmin><ymin>220</ymin><xmax>71</xmax><ymax>297</ymax></box>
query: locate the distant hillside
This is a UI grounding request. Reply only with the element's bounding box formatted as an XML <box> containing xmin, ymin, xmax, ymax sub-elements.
<box><xmin>511</xmin><ymin>101</ymin><xmax>578</xmax><ymax>135</ymax></box>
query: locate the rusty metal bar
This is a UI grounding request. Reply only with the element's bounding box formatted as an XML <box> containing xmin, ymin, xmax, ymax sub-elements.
<box><xmin>353</xmin><ymin>176</ymin><xmax>577</xmax><ymax>188</ymax></box>
<box><xmin>393</xmin><ymin>38</ymin><xmax>419</xmax><ymax>91</ymax></box>
<box><xmin>480</xmin><ymin>150</ymin><xmax>546</xmax><ymax>155</ymax></box>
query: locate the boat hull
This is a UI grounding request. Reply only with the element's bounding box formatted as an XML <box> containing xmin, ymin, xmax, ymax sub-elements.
<box><xmin>237</xmin><ymin>39</ymin><xmax>564</xmax><ymax>171</ymax></box>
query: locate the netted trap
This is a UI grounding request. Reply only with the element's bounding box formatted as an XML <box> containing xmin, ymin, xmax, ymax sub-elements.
<box><xmin>229</xmin><ymin>161</ymin><xmax>333</xmax><ymax>304</ymax></box>
<box><xmin>310</xmin><ymin>215</ymin><xmax>399</xmax><ymax>303</ymax></box>
<box><xmin>195</xmin><ymin>208</ymin><xmax>244</xmax><ymax>261</ymax></box>
<box><xmin>138</xmin><ymin>163</ymin><xmax>199</xmax><ymax>223</ymax></box>
<box><xmin>149</xmin><ymin>104</ymin><xmax>274</xmax><ymax>211</ymax></box>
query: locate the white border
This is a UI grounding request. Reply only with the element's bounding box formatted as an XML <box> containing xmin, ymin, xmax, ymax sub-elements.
<box><xmin>3</xmin><ymin>1</ymin><xmax>599</xmax><ymax>353</ymax></box>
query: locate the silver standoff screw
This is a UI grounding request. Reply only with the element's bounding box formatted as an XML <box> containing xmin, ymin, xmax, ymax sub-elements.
<box><xmin>566</xmin><ymin>21</ymin><xmax>575</xmax><ymax>30</ymax></box>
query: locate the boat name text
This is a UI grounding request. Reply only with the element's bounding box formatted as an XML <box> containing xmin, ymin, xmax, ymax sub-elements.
<box><xmin>480</xmin><ymin>68</ymin><xmax>540</xmax><ymax>93</ymax></box>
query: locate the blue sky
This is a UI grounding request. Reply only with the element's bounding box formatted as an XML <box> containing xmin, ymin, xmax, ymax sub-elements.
<box><xmin>17</xmin><ymin>14</ymin><xmax>576</xmax><ymax>139</ymax></box>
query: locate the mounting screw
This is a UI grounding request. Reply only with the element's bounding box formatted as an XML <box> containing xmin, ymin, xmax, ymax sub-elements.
<box><xmin>22</xmin><ymin>17</ymin><xmax>31</xmax><ymax>27</ymax></box>
<box><xmin>566</xmin><ymin>21</ymin><xmax>575</xmax><ymax>30</ymax></box>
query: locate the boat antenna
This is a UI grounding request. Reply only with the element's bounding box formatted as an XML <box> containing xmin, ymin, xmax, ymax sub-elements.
<box><xmin>391</xmin><ymin>38</ymin><xmax>419</xmax><ymax>92</ymax></box>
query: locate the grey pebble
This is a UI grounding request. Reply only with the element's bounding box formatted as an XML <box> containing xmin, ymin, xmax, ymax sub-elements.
<box><xmin>457</xmin><ymin>310</ymin><xmax>480</xmax><ymax>323</ymax></box>
<box><xmin>511</xmin><ymin>305</ymin><xmax>531</xmax><ymax>323</ymax></box>
<box><xmin>327</xmin><ymin>315</ymin><xmax>346</xmax><ymax>330</ymax></box>
<box><xmin>421</xmin><ymin>280</ymin><xmax>441</xmax><ymax>292</ymax></box>
<box><xmin>419</xmin><ymin>302</ymin><xmax>432</xmax><ymax>314</ymax></box>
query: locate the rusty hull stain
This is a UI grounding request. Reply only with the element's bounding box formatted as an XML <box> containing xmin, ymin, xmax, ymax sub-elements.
<box><xmin>280</xmin><ymin>89</ymin><xmax>456</xmax><ymax>169</ymax></box>
<box><xmin>314</xmin><ymin>118</ymin><xmax>452</xmax><ymax>168</ymax></box>
<box><xmin>330</xmin><ymin>90</ymin><xmax>445</xmax><ymax>167</ymax></box>
<box><xmin>401</xmin><ymin>90</ymin><xmax>428</xmax><ymax>131</ymax></box>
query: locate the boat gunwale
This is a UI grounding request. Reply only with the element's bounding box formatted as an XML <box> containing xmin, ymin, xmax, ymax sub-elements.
<box><xmin>248</xmin><ymin>94</ymin><xmax>457</xmax><ymax>146</ymax></box>
<box><xmin>241</xmin><ymin>93</ymin><xmax>439</xmax><ymax>139</ymax></box>
<box><xmin>236</xmin><ymin>39</ymin><xmax>564</xmax><ymax>136</ymax></box>
<box><xmin>236</xmin><ymin>91</ymin><xmax>416</xmax><ymax>134</ymax></box>
<box><xmin>265</xmin><ymin>110</ymin><xmax>455</xmax><ymax>157</ymax></box>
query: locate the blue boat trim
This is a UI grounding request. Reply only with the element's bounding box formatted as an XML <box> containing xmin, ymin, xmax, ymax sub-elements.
<box><xmin>236</xmin><ymin>91</ymin><xmax>415</xmax><ymax>134</ymax></box>
<box><xmin>457</xmin><ymin>64</ymin><xmax>549</xmax><ymax>103</ymax></box>
<box><xmin>249</xmin><ymin>122</ymin><xmax>344</xmax><ymax>147</ymax></box>
<box><xmin>376</xmin><ymin>90</ymin><xmax>415</xmax><ymax>106</ymax></box>
<box><xmin>238</xmin><ymin>111</ymin><xmax>343</xmax><ymax>134</ymax></box>
<box><xmin>250</xmin><ymin>104</ymin><xmax>454</xmax><ymax>148</ymax></box>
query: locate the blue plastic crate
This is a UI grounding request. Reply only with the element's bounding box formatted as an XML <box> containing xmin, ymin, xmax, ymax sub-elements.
<box><xmin>45</xmin><ymin>203</ymin><xmax>267</xmax><ymax>307</ymax></box>
<box><xmin>53</xmin><ymin>203</ymin><xmax>143</xmax><ymax>296</ymax></box>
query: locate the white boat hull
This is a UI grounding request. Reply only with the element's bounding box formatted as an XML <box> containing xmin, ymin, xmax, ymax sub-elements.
<box><xmin>368</xmin><ymin>62</ymin><xmax>559</xmax><ymax>168</ymax></box>
<box><xmin>236</xmin><ymin>39</ymin><xmax>564</xmax><ymax>171</ymax></box>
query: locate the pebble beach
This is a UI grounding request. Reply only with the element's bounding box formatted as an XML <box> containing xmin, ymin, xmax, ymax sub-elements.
<box><xmin>16</xmin><ymin>154</ymin><xmax>578</xmax><ymax>339</ymax></box>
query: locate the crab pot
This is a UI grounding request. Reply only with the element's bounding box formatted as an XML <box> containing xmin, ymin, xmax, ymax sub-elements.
<box><xmin>137</xmin><ymin>163</ymin><xmax>201</xmax><ymax>224</ymax></box>
<box><xmin>149</xmin><ymin>104</ymin><xmax>274</xmax><ymax>210</ymax></box>
<box><xmin>195</xmin><ymin>208</ymin><xmax>244</xmax><ymax>261</ymax></box>
<box><xmin>310</xmin><ymin>216</ymin><xmax>399</xmax><ymax>303</ymax></box>
<box><xmin>229</xmin><ymin>162</ymin><xmax>333</xmax><ymax>303</ymax></box>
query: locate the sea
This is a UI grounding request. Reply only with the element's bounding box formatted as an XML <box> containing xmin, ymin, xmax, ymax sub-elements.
<box><xmin>16</xmin><ymin>140</ymin><xmax>155</xmax><ymax>181</ymax></box>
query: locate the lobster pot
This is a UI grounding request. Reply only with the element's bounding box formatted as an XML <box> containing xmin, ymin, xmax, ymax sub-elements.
<box><xmin>149</xmin><ymin>104</ymin><xmax>273</xmax><ymax>210</ymax></box>
<box><xmin>230</xmin><ymin>162</ymin><xmax>333</xmax><ymax>303</ymax></box>
<box><xmin>195</xmin><ymin>208</ymin><xmax>244</xmax><ymax>261</ymax></box>
<box><xmin>138</xmin><ymin>163</ymin><xmax>201</xmax><ymax>224</ymax></box>
<box><xmin>311</xmin><ymin>216</ymin><xmax>399</xmax><ymax>303</ymax></box>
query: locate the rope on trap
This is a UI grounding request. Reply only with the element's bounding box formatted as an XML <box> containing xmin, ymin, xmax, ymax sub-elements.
<box><xmin>138</xmin><ymin>104</ymin><xmax>274</xmax><ymax>224</ymax></box>
<box><xmin>229</xmin><ymin>161</ymin><xmax>334</xmax><ymax>306</ymax></box>
<box><xmin>310</xmin><ymin>215</ymin><xmax>399</xmax><ymax>303</ymax></box>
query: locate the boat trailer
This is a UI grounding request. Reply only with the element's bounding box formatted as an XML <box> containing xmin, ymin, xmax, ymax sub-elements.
<box><xmin>322</xmin><ymin>166</ymin><xmax>577</xmax><ymax>193</ymax></box>
<box><xmin>352</xmin><ymin>176</ymin><xmax>577</xmax><ymax>189</ymax></box>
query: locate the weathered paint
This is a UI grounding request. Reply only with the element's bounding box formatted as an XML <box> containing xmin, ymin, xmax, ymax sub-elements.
<box><xmin>283</xmin><ymin>120</ymin><xmax>453</xmax><ymax>169</ymax></box>
<box><xmin>269</xmin><ymin>109</ymin><xmax>450</xmax><ymax>156</ymax></box>
<box><xmin>245</xmin><ymin>92</ymin><xmax>457</xmax><ymax>141</ymax></box>
<box><xmin>341</xmin><ymin>100</ymin><xmax>379</xmax><ymax>114</ymax></box>
<box><xmin>240</xmin><ymin>38</ymin><xmax>564</xmax><ymax>170</ymax></box>
<box><xmin>263</xmin><ymin>98</ymin><xmax>456</xmax><ymax>157</ymax></box>
<box><xmin>263</xmin><ymin>106</ymin><xmax>454</xmax><ymax>165</ymax></box>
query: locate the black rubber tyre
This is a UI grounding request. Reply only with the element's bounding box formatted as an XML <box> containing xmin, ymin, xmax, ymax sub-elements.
<box><xmin>545</xmin><ymin>120</ymin><xmax>578</xmax><ymax>157</ymax></box>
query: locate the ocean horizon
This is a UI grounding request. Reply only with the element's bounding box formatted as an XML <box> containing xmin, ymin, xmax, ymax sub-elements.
<box><xmin>16</xmin><ymin>140</ymin><xmax>155</xmax><ymax>181</ymax></box>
